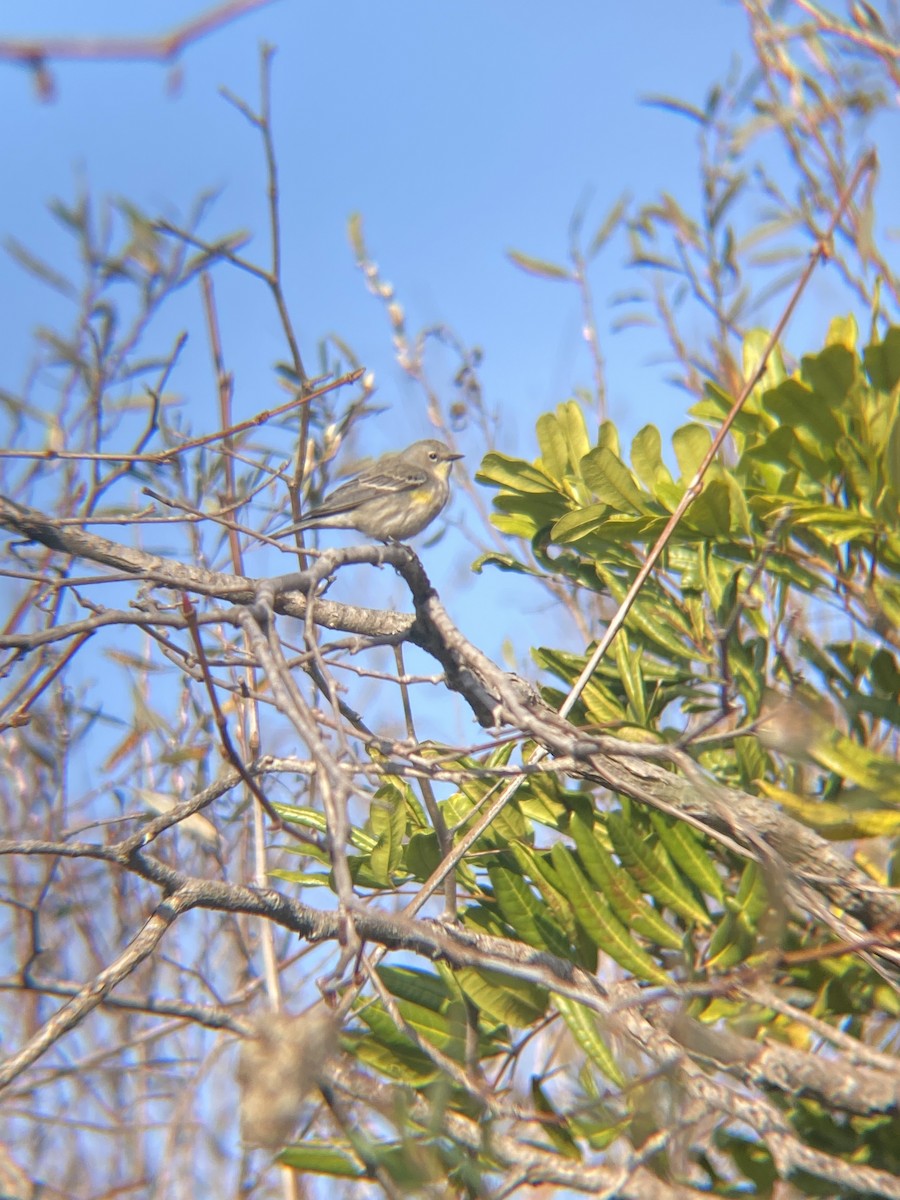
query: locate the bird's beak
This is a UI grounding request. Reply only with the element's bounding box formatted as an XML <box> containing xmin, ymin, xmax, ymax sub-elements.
<box><xmin>447</xmin><ymin>452</ymin><xmax>464</xmax><ymax>462</ymax></box>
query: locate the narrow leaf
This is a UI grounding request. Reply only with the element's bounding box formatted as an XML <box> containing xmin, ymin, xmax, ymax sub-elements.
<box><xmin>568</xmin><ymin>812</ymin><xmax>682</xmax><ymax>949</ymax></box>
<box><xmin>549</xmin><ymin>843</ymin><xmax>670</xmax><ymax>985</ymax></box>
<box><xmin>587</xmin><ymin>192</ymin><xmax>630</xmax><ymax>259</ymax></box>
<box><xmin>507</xmin><ymin>249</ymin><xmax>572</xmax><ymax>281</ymax></box>
<box><xmin>554</xmin><ymin>994</ymin><xmax>626</xmax><ymax>1086</ymax></box>
<box><xmin>607</xmin><ymin>813</ymin><xmax>710</xmax><ymax>925</ymax></box>
<box><xmin>649</xmin><ymin>813</ymin><xmax>724</xmax><ymax>903</ymax></box>
<box><xmin>279</xmin><ymin>1144</ymin><xmax>363</xmax><ymax>1177</ymax></box>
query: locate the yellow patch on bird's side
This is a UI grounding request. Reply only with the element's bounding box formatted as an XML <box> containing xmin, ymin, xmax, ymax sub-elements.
<box><xmin>408</xmin><ymin>488</ymin><xmax>434</xmax><ymax>506</ymax></box>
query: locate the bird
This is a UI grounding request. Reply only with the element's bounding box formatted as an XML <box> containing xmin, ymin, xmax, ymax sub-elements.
<box><xmin>274</xmin><ymin>438</ymin><xmax>463</xmax><ymax>543</ymax></box>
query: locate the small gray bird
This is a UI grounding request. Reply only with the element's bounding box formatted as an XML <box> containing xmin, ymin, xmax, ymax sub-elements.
<box><xmin>276</xmin><ymin>439</ymin><xmax>463</xmax><ymax>543</ymax></box>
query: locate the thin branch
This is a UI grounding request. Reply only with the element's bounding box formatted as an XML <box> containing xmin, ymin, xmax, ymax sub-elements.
<box><xmin>0</xmin><ymin>0</ymin><xmax>276</xmax><ymax>66</ymax></box>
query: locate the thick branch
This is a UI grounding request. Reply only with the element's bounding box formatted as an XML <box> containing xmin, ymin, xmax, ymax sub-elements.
<box><xmin>0</xmin><ymin>495</ymin><xmax>411</xmax><ymax>639</ymax></box>
<box><xmin>3</xmin><ymin>498</ymin><xmax>898</xmax><ymax>937</ymax></box>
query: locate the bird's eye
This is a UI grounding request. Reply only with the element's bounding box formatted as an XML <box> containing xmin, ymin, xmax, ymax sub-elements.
<box><xmin>429</xmin><ymin>450</ymin><xmax>438</xmax><ymax>461</ymax></box>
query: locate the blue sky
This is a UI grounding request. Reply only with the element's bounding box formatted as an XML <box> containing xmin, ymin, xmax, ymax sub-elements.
<box><xmin>2</xmin><ymin>0</ymin><xmax>752</xmax><ymax>450</ymax></box>
<box><xmin>1</xmin><ymin>0</ymin><xmax>896</xmax><ymax>690</ymax></box>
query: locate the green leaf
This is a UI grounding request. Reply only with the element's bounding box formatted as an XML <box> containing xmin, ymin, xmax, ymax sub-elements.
<box><xmin>672</xmin><ymin>423</ymin><xmax>712</xmax><ymax>482</ymax></box>
<box><xmin>456</xmin><ymin>967</ymin><xmax>548</xmax><ymax>1027</ymax></box>
<box><xmin>269</xmin><ymin>868</ymin><xmax>333</xmax><ymax>887</ymax></box>
<box><xmin>549</xmin><ymin>843</ymin><xmax>670</xmax><ymax>984</ymax></box>
<box><xmin>279</xmin><ymin>1143</ymin><xmax>364</xmax><ymax>1177</ymax></box>
<box><xmin>536</xmin><ymin>412</ymin><xmax>570</xmax><ymax>481</ymax></box>
<box><xmin>444</xmin><ymin>778</ymin><xmax>529</xmax><ymax>853</ymax></box>
<box><xmin>597</xmin><ymin>420</ymin><xmax>621</xmax><ymax>457</ymax></box>
<box><xmin>863</xmin><ymin>326</ymin><xmax>900</xmax><ymax>393</ymax></box>
<box><xmin>534</xmin><ymin>646</ymin><xmax>626</xmax><ymax>726</ymax></box>
<box><xmin>766</xmin><ymin>379</ymin><xmax>841</xmax><ymax>451</ymax></box>
<box><xmin>476</xmin><ymin>452</ymin><xmax>562</xmax><ymax>494</ymax></box>
<box><xmin>885</xmin><ymin>408</ymin><xmax>900</xmax><ymax>499</ymax></box>
<box><xmin>759</xmin><ymin>784</ymin><xmax>900</xmax><ymax>839</ymax></box>
<box><xmin>509</xmin><ymin>842</ymin><xmax>579</xmax><ymax>942</ymax></box>
<box><xmin>595</xmin><ymin>569</ymin><xmax>698</xmax><ymax>662</ymax></box>
<box><xmin>404</xmin><ymin>829</ymin><xmax>441</xmax><ymax>880</ymax></box>
<box><xmin>787</xmin><ymin>503</ymin><xmax>877</xmax><ymax>543</ymax></box>
<box><xmin>487</xmin><ymin>861</ymin><xmax>570</xmax><ymax>954</ymax></box>
<box><xmin>581</xmin><ymin>447</ymin><xmax>652</xmax><ymax>513</ymax></box>
<box><xmin>517</xmin><ymin>772</ymin><xmax>576</xmax><ymax>831</ymax></box>
<box><xmin>691</xmin><ymin>379</ymin><xmax>733</xmax><ymax>422</ymax></box>
<box><xmin>271</xmin><ymin>803</ymin><xmax>328</xmax><ymax>835</ymax></box>
<box><xmin>551</xmin><ymin>505</ymin><xmax>656</xmax><ymax>544</ymax></box>
<box><xmin>685</xmin><ymin>480</ymin><xmax>732</xmax><ymax>536</ymax></box>
<box><xmin>568</xmin><ymin>812</ymin><xmax>682</xmax><ymax>949</ymax></box>
<box><xmin>648</xmin><ymin>813</ymin><xmax>724</xmax><ymax>903</ymax></box>
<box><xmin>800</xmin><ymin>343</ymin><xmax>857</xmax><ymax>407</ymax></box>
<box><xmin>732</xmin><ymin>862</ymin><xmax>769</xmax><ymax>931</ymax></box>
<box><xmin>606</xmin><ymin>813</ymin><xmax>710</xmax><ymax>925</ymax></box>
<box><xmin>491</xmin><ymin>499</ymin><xmax>566</xmax><ymax>540</ymax></box>
<box><xmin>716</xmin><ymin>1134</ymin><xmax>777</xmax><ymax>1192</ymax></box>
<box><xmin>722</xmin><ymin>469</ymin><xmax>753</xmax><ymax>535</ymax></box>
<box><xmin>615</xmin><ymin>638</ymin><xmax>647</xmax><ymax>725</ymax></box>
<box><xmin>692</xmin><ymin>379</ymin><xmax>771</xmax><ymax>450</ymax></box>
<box><xmin>560</xmin><ymin>399</ymin><xmax>592</xmax><ymax>466</ymax></box>
<box><xmin>872</xmin><ymin>647</ymin><xmax>900</xmax><ymax>696</ymax></box>
<box><xmin>530</xmin><ymin>1077</ymin><xmax>581</xmax><ymax>1159</ymax></box>
<box><xmin>875</xmin><ymin>579</ymin><xmax>900</xmax><ymax>629</ymax></box>
<box><xmin>825</xmin><ymin>313</ymin><xmax>858</xmax><ymax>351</ymax></box>
<box><xmin>742</xmin><ymin>329</ymin><xmax>787</xmax><ymax>399</ymax></box>
<box><xmin>274</xmin><ymin>805</ymin><xmax>379</xmax><ymax>856</ymax></box>
<box><xmin>377</xmin><ymin>999</ymin><xmax>457</xmax><ymax>1057</ymax></box>
<box><xmin>350</xmin><ymin>1027</ymin><xmax>438</xmax><ymax>1083</ymax></box>
<box><xmin>553</xmin><ymin>994</ymin><xmax>626</xmax><ymax>1086</ymax></box>
<box><xmin>741</xmin><ymin>424</ymin><xmax>827</xmax><ymax>487</ymax></box>
<box><xmin>811</xmin><ymin>729</ymin><xmax>900</xmax><ymax>798</ymax></box>
<box><xmin>631</xmin><ymin>424</ymin><xmax>674</xmax><ymax>493</ymax></box>
<box><xmin>377</xmin><ymin>965</ymin><xmax>451</xmax><ymax>1012</ymax></box>
<box><xmin>368</xmin><ymin>783</ymin><xmax>408</xmax><ymax>886</ymax></box>
<box><xmin>471</xmin><ymin>550</ymin><xmax>548</xmax><ymax>577</ymax></box>
<box><xmin>705</xmin><ymin>911</ymin><xmax>757</xmax><ymax>970</ymax></box>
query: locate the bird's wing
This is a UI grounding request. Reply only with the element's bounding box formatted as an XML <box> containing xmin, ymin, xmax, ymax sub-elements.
<box><xmin>359</xmin><ymin>467</ymin><xmax>429</xmax><ymax>495</ymax></box>
<box><xmin>299</xmin><ymin>466</ymin><xmax>426</xmax><ymax>519</ymax></box>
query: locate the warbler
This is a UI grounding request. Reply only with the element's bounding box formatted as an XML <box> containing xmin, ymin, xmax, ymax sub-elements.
<box><xmin>276</xmin><ymin>438</ymin><xmax>463</xmax><ymax>543</ymax></box>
